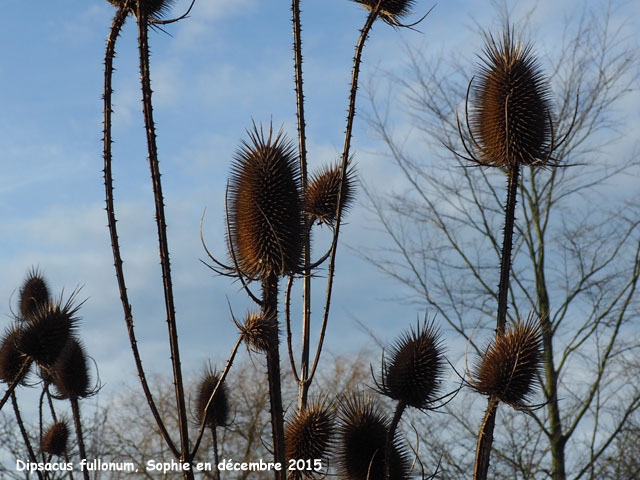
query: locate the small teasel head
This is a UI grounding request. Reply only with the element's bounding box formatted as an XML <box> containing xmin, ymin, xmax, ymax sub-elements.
<box><xmin>0</xmin><ymin>327</ymin><xmax>30</xmax><ymax>385</ymax></box>
<box><xmin>51</xmin><ymin>337</ymin><xmax>91</xmax><ymax>400</ymax></box>
<box><xmin>106</xmin><ymin>0</ymin><xmax>176</xmax><ymax>20</ymax></box>
<box><xmin>228</xmin><ymin>122</ymin><xmax>304</xmax><ymax>279</ymax></box>
<box><xmin>18</xmin><ymin>267</ymin><xmax>51</xmax><ymax>322</ymax></box>
<box><xmin>378</xmin><ymin>319</ymin><xmax>445</xmax><ymax>409</ymax></box>
<box><xmin>469</xmin><ymin>25</ymin><xmax>552</xmax><ymax>168</ymax></box>
<box><xmin>304</xmin><ymin>162</ymin><xmax>356</xmax><ymax>226</ymax></box>
<box><xmin>472</xmin><ymin>316</ymin><xmax>542</xmax><ymax>408</ymax></box>
<box><xmin>352</xmin><ymin>0</ymin><xmax>416</xmax><ymax>26</ymax></box>
<box><xmin>236</xmin><ymin>311</ymin><xmax>278</xmax><ymax>354</ymax></box>
<box><xmin>194</xmin><ymin>367</ymin><xmax>230</xmax><ymax>429</ymax></box>
<box><xmin>338</xmin><ymin>393</ymin><xmax>410</xmax><ymax>480</ymax></box>
<box><xmin>285</xmin><ymin>400</ymin><xmax>334</xmax><ymax>468</ymax></box>
<box><xmin>41</xmin><ymin>419</ymin><xmax>70</xmax><ymax>457</ymax></box>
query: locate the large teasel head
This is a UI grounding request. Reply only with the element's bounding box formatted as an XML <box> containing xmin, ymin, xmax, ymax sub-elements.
<box><xmin>377</xmin><ymin>320</ymin><xmax>445</xmax><ymax>409</ymax></box>
<box><xmin>352</xmin><ymin>0</ymin><xmax>416</xmax><ymax>26</ymax></box>
<box><xmin>0</xmin><ymin>328</ymin><xmax>30</xmax><ymax>385</ymax></box>
<box><xmin>304</xmin><ymin>163</ymin><xmax>356</xmax><ymax>226</ymax></box>
<box><xmin>285</xmin><ymin>401</ymin><xmax>334</xmax><ymax>469</ymax></box>
<box><xmin>106</xmin><ymin>0</ymin><xmax>176</xmax><ymax>20</ymax></box>
<box><xmin>51</xmin><ymin>337</ymin><xmax>91</xmax><ymax>400</ymax></box>
<box><xmin>337</xmin><ymin>393</ymin><xmax>410</xmax><ymax>480</ymax></box>
<box><xmin>472</xmin><ymin>317</ymin><xmax>542</xmax><ymax>408</ymax></box>
<box><xmin>228</xmin><ymin>122</ymin><xmax>304</xmax><ymax>279</ymax></box>
<box><xmin>194</xmin><ymin>367</ymin><xmax>230</xmax><ymax>429</ymax></box>
<box><xmin>467</xmin><ymin>25</ymin><xmax>552</xmax><ymax>168</ymax></box>
<box><xmin>18</xmin><ymin>268</ymin><xmax>51</xmax><ymax>322</ymax></box>
<box><xmin>41</xmin><ymin>419</ymin><xmax>70</xmax><ymax>457</ymax></box>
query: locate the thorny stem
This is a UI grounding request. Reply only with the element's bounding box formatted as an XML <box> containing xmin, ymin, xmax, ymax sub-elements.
<box><xmin>136</xmin><ymin>5</ymin><xmax>191</xmax><ymax>473</ymax></box>
<box><xmin>473</xmin><ymin>397</ymin><xmax>499</xmax><ymax>480</ymax></box>
<box><xmin>385</xmin><ymin>401</ymin><xmax>406</xmax><ymax>480</ymax></box>
<box><xmin>211</xmin><ymin>426</ymin><xmax>221</xmax><ymax>480</ymax></box>
<box><xmin>0</xmin><ymin>359</ymin><xmax>31</xmax><ymax>412</ymax></box>
<box><xmin>102</xmin><ymin>4</ymin><xmax>178</xmax><ymax>458</ymax></box>
<box><xmin>12</xmin><ymin>393</ymin><xmax>44</xmax><ymax>480</ymax></box>
<box><xmin>70</xmin><ymin>398</ymin><xmax>90</xmax><ymax>480</ymax></box>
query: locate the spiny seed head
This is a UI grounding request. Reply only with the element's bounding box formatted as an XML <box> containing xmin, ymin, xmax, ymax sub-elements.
<box><xmin>228</xmin><ymin>122</ymin><xmax>303</xmax><ymax>279</ymax></box>
<box><xmin>470</xmin><ymin>26</ymin><xmax>552</xmax><ymax>168</ymax></box>
<box><xmin>17</xmin><ymin>294</ymin><xmax>80</xmax><ymax>367</ymax></box>
<box><xmin>0</xmin><ymin>328</ymin><xmax>30</xmax><ymax>385</ymax></box>
<box><xmin>473</xmin><ymin>317</ymin><xmax>542</xmax><ymax>408</ymax></box>
<box><xmin>41</xmin><ymin>420</ymin><xmax>69</xmax><ymax>457</ymax></box>
<box><xmin>352</xmin><ymin>0</ymin><xmax>416</xmax><ymax>26</ymax></box>
<box><xmin>304</xmin><ymin>163</ymin><xmax>356</xmax><ymax>226</ymax></box>
<box><xmin>195</xmin><ymin>368</ymin><xmax>230</xmax><ymax>429</ymax></box>
<box><xmin>51</xmin><ymin>338</ymin><xmax>91</xmax><ymax>399</ymax></box>
<box><xmin>106</xmin><ymin>0</ymin><xmax>176</xmax><ymax>20</ymax></box>
<box><xmin>338</xmin><ymin>393</ymin><xmax>410</xmax><ymax>480</ymax></box>
<box><xmin>379</xmin><ymin>320</ymin><xmax>445</xmax><ymax>409</ymax></box>
<box><xmin>237</xmin><ymin>311</ymin><xmax>278</xmax><ymax>353</ymax></box>
<box><xmin>18</xmin><ymin>268</ymin><xmax>51</xmax><ymax>322</ymax></box>
<box><xmin>285</xmin><ymin>401</ymin><xmax>334</xmax><ymax>467</ymax></box>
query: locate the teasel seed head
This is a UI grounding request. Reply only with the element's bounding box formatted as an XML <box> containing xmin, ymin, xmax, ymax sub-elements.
<box><xmin>0</xmin><ymin>328</ymin><xmax>30</xmax><ymax>385</ymax></box>
<box><xmin>285</xmin><ymin>401</ymin><xmax>334</xmax><ymax>468</ymax></box>
<box><xmin>352</xmin><ymin>0</ymin><xmax>416</xmax><ymax>26</ymax></box>
<box><xmin>195</xmin><ymin>368</ymin><xmax>230</xmax><ymax>429</ymax></box>
<box><xmin>472</xmin><ymin>317</ymin><xmax>542</xmax><ymax>408</ymax></box>
<box><xmin>378</xmin><ymin>320</ymin><xmax>445</xmax><ymax>409</ymax></box>
<box><xmin>41</xmin><ymin>419</ymin><xmax>69</xmax><ymax>457</ymax></box>
<box><xmin>228</xmin><ymin>122</ymin><xmax>304</xmax><ymax>279</ymax></box>
<box><xmin>17</xmin><ymin>293</ymin><xmax>80</xmax><ymax>367</ymax></box>
<box><xmin>51</xmin><ymin>337</ymin><xmax>91</xmax><ymax>399</ymax></box>
<box><xmin>106</xmin><ymin>0</ymin><xmax>176</xmax><ymax>20</ymax></box>
<box><xmin>470</xmin><ymin>26</ymin><xmax>552</xmax><ymax>168</ymax></box>
<box><xmin>237</xmin><ymin>311</ymin><xmax>278</xmax><ymax>353</ymax></box>
<box><xmin>304</xmin><ymin>163</ymin><xmax>356</xmax><ymax>226</ymax></box>
<box><xmin>338</xmin><ymin>393</ymin><xmax>410</xmax><ymax>480</ymax></box>
<box><xmin>18</xmin><ymin>268</ymin><xmax>51</xmax><ymax>322</ymax></box>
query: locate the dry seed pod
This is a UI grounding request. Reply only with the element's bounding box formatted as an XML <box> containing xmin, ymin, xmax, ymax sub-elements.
<box><xmin>228</xmin><ymin>123</ymin><xmax>303</xmax><ymax>278</ymax></box>
<box><xmin>285</xmin><ymin>401</ymin><xmax>334</xmax><ymax>468</ymax></box>
<box><xmin>0</xmin><ymin>328</ymin><xmax>29</xmax><ymax>384</ymax></box>
<box><xmin>338</xmin><ymin>394</ymin><xmax>409</xmax><ymax>480</ymax></box>
<box><xmin>106</xmin><ymin>0</ymin><xmax>175</xmax><ymax>19</ymax></box>
<box><xmin>51</xmin><ymin>338</ymin><xmax>91</xmax><ymax>399</ymax></box>
<box><xmin>41</xmin><ymin>420</ymin><xmax>69</xmax><ymax>457</ymax></box>
<box><xmin>473</xmin><ymin>317</ymin><xmax>542</xmax><ymax>408</ymax></box>
<box><xmin>471</xmin><ymin>26</ymin><xmax>552</xmax><ymax>168</ymax></box>
<box><xmin>379</xmin><ymin>320</ymin><xmax>445</xmax><ymax>409</ymax></box>
<box><xmin>353</xmin><ymin>0</ymin><xmax>415</xmax><ymax>26</ymax></box>
<box><xmin>304</xmin><ymin>163</ymin><xmax>356</xmax><ymax>225</ymax></box>
<box><xmin>195</xmin><ymin>368</ymin><xmax>230</xmax><ymax>429</ymax></box>
<box><xmin>237</xmin><ymin>311</ymin><xmax>278</xmax><ymax>353</ymax></box>
<box><xmin>18</xmin><ymin>268</ymin><xmax>51</xmax><ymax>321</ymax></box>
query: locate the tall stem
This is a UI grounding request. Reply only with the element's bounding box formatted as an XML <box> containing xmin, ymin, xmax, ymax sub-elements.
<box><xmin>473</xmin><ymin>397</ymin><xmax>499</xmax><ymax>480</ymax></box>
<box><xmin>12</xmin><ymin>393</ymin><xmax>44</xmax><ymax>480</ymax></box>
<box><xmin>70</xmin><ymin>398</ymin><xmax>90</xmax><ymax>480</ymax></box>
<box><xmin>385</xmin><ymin>401</ymin><xmax>406</xmax><ymax>479</ymax></box>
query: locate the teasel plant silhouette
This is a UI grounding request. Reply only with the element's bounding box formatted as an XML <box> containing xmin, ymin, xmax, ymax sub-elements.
<box><xmin>449</xmin><ymin>24</ymin><xmax>577</xmax><ymax>480</ymax></box>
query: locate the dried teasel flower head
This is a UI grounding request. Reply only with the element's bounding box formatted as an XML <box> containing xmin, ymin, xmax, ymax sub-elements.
<box><xmin>378</xmin><ymin>319</ymin><xmax>445</xmax><ymax>409</ymax></box>
<box><xmin>472</xmin><ymin>316</ymin><xmax>542</xmax><ymax>408</ymax></box>
<box><xmin>352</xmin><ymin>0</ymin><xmax>416</xmax><ymax>26</ymax></box>
<box><xmin>228</xmin><ymin>122</ymin><xmax>303</xmax><ymax>279</ymax></box>
<box><xmin>469</xmin><ymin>25</ymin><xmax>552</xmax><ymax>168</ymax></box>
<box><xmin>338</xmin><ymin>393</ymin><xmax>410</xmax><ymax>480</ymax></box>
<box><xmin>18</xmin><ymin>268</ymin><xmax>51</xmax><ymax>322</ymax></box>
<box><xmin>236</xmin><ymin>311</ymin><xmax>278</xmax><ymax>354</ymax></box>
<box><xmin>106</xmin><ymin>0</ymin><xmax>176</xmax><ymax>20</ymax></box>
<box><xmin>285</xmin><ymin>400</ymin><xmax>334</xmax><ymax>469</ymax></box>
<box><xmin>194</xmin><ymin>367</ymin><xmax>230</xmax><ymax>429</ymax></box>
<box><xmin>51</xmin><ymin>337</ymin><xmax>91</xmax><ymax>399</ymax></box>
<box><xmin>41</xmin><ymin>419</ymin><xmax>70</xmax><ymax>457</ymax></box>
<box><xmin>304</xmin><ymin>162</ymin><xmax>356</xmax><ymax>226</ymax></box>
<box><xmin>17</xmin><ymin>291</ymin><xmax>81</xmax><ymax>367</ymax></box>
<box><xmin>0</xmin><ymin>328</ymin><xmax>30</xmax><ymax>385</ymax></box>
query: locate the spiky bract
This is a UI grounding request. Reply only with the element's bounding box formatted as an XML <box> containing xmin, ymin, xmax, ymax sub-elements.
<box><xmin>304</xmin><ymin>163</ymin><xmax>356</xmax><ymax>226</ymax></box>
<box><xmin>51</xmin><ymin>338</ymin><xmax>91</xmax><ymax>399</ymax></box>
<box><xmin>228</xmin><ymin>123</ymin><xmax>303</xmax><ymax>279</ymax></box>
<box><xmin>352</xmin><ymin>0</ymin><xmax>415</xmax><ymax>26</ymax></box>
<box><xmin>470</xmin><ymin>26</ymin><xmax>552</xmax><ymax>168</ymax></box>
<box><xmin>18</xmin><ymin>268</ymin><xmax>51</xmax><ymax>321</ymax></box>
<box><xmin>0</xmin><ymin>328</ymin><xmax>29</xmax><ymax>384</ymax></box>
<box><xmin>237</xmin><ymin>311</ymin><xmax>278</xmax><ymax>353</ymax></box>
<box><xmin>41</xmin><ymin>420</ymin><xmax>69</xmax><ymax>457</ymax></box>
<box><xmin>473</xmin><ymin>317</ymin><xmax>542</xmax><ymax>408</ymax></box>
<box><xmin>285</xmin><ymin>402</ymin><xmax>334</xmax><ymax>468</ymax></box>
<box><xmin>379</xmin><ymin>320</ymin><xmax>445</xmax><ymax>409</ymax></box>
<box><xmin>106</xmin><ymin>0</ymin><xmax>176</xmax><ymax>20</ymax></box>
<box><xmin>337</xmin><ymin>394</ymin><xmax>409</xmax><ymax>480</ymax></box>
<box><xmin>195</xmin><ymin>369</ymin><xmax>230</xmax><ymax>429</ymax></box>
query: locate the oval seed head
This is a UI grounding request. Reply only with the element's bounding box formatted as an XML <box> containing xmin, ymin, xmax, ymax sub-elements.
<box><xmin>195</xmin><ymin>368</ymin><xmax>230</xmax><ymax>429</ymax></box>
<box><xmin>338</xmin><ymin>393</ymin><xmax>410</xmax><ymax>480</ymax></box>
<box><xmin>41</xmin><ymin>420</ymin><xmax>70</xmax><ymax>457</ymax></box>
<box><xmin>228</xmin><ymin>122</ymin><xmax>303</xmax><ymax>278</ymax></box>
<box><xmin>304</xmin><ymin>163</ymin><xmax>356</xmax><ymax>226</ymax></box>
<box><xmin>18</xmin><ymin>268</ymin><xmax>51</xmax><ymax>322</ymax></box>
<box><xmin>471</xmin><ymin>26</ymin><xmax>552</xmax><ymax>168</ymax></box>
<box><xmin>0</xmin><ymin>328</ymin><xmax>30</xmax><ymax>385</ymax></box>
<box><xmin>379</xmin><ymin>320</ymin><xmax>445</xmax><ymax>409</ymax></box>
<box><xmin>473</xmin><ymin>317</ymin><xmax>542</xmax><ymax>408</ymax></box>
<box><xmin>238</xmin><ymin>311</ymin><xmax>278</xmax><ymax>353</ymax></box>
<box><xmin>352</xmin><ymin>0</ymin><xmax>416</xmax><ymax>26</ymax></box>
<box><xmin>51</xmin><ymin>338</ymin><xmax>91</xmax><ymax>399</ymax></box>
<box><xmin>106</xmin><ymin>0</ymin><xmax>176</xmax><ymax>20</ymax></box>
<box><xmin>285</xmin><ymin>401</ymin><xmax>334</xmax><ymax>468</ymax></box>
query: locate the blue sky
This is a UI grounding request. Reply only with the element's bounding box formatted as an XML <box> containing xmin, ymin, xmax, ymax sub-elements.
<box><xmin>0</xmin><ymin>0</ymin><xmax>638</xmax><ymax>403</ymax></box>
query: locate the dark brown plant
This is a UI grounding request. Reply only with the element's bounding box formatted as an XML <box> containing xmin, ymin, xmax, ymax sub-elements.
<box><xmin>0</xmin><ymin>328</ymin><xmax>29</xmax><ymax>384</ymax></box>
<box><xmin>473</xmin><ymin>317</ymin><xmax>542</xmax><ymax>408</ymax></box>
<box><xmin>237</xmin><ymin>311</ymin><xmax>279</xmax><ymax>354</ymax></box>
<box><xmin>285</xmin><ymin>401</ymin><xmax>334</xmax><ymax>468</ymax></box>
<box><xmin>228</xmin><ymin>123</ymin><xmax>304</xmax><ymax>279</ymax></box>
<box><xmin>352</xmin><ymin>0</ymin><xmax>416</xmax><ymax>26</ymax></box>
<box><xmin>106</xmin><ymin>0</ymin><xmax>175</xmax><ymax>19</ymax></box>
<box><xmin>18</xmin><ymin>268</ymin><xmax>51</xmax><ymax>321</ymax></box>
<box><xmin>51</xmin><ymin>338</ymin><xmax>91</xmax><ymax>400</ymax></box>
<box><xmin>41</xmin><ymin>419</ymin><xmax>70</xmax><ymax>457</ymax></box>
<box><xmin>304</xmin><ymin>163</ymin><xmax>356</xmax><ymax>226</ymax></box>
<box><xmin>195</xmin><ymin>368</ymin><xmax>230</xmax><ymax>429</ymax></box>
